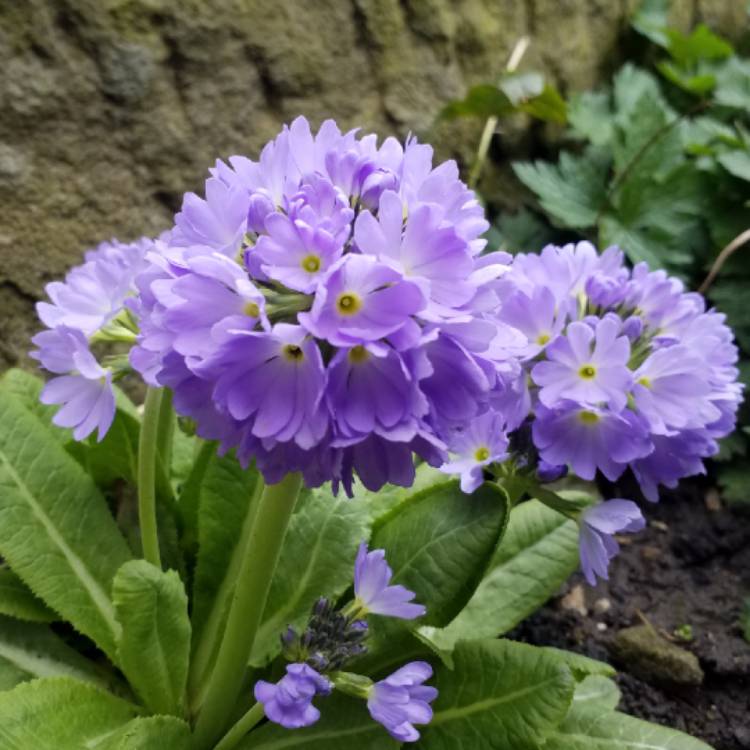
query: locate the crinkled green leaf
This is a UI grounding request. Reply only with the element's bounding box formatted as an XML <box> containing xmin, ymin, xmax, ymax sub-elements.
<box><xmin>0</xmin><ymin>566</ymin><xmax>56</xmax><ymax>623</ymax></box>
<box><xmin>240</xmin><ymin>693</ymin><xmax>398</xmax><ymax>749</ymax></box>
<box><xmin>94</xmin><ymin>715</ymin><xmax>192</xmax><ymax>750</ymax></box>
<box><xmin>572</xmin><ymin>675</ymin><xmax>621</xmax><ymax>711</ymax></box>
<box><xmin>419</xmin><ymin>639</ymin><xmax>575</xmax><ymax>750</ymax></box>
<box><xmin>513</xmin><ymin>148</ymin><xmax>610</xmax><ymax>229</ymax></box>
<box><xmin>545</xmin><ymin>702</ymin><xmax>713</xmax><ymax>749</ymax></box>
<box><xmin>0</xmin><ymin>677</ymin><xmax>139</xmax><ymax>749</ymax></box>
<box><xmin>0</xmin><ymin>615</ymin><xmax>117</xmax><ymax>694</ymax></box>
<box><xmin>0</xmin><ymin>369</ymin><xmax>69</xmax><ymax>443</ymax></box>
<box><xmin>0</xmin><ymin>390</ymin><xmax>132</xmax><ymax>661</ymax></box>
<box><xmin>420</xmin><ymin>500</ymin><xmax>578</xmax><ymax>651</ymax></box>
<box><xmin>249</xmin><ymin>487</ymin><xmax>371</xmax><ymax>666</ymax></box>
<box><xmin>113</xmin><ymin>561</ymin><xmax>191</xmax><ymax>716</ymax></box>
<box><xmin>371</xmin><ymin>481</ymin><xmax>510</xmax><ymax>628</ymax></box>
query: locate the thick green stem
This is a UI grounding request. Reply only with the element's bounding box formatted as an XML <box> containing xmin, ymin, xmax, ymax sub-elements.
<box><xmin>156</xmin><ymin>388</ymin><xmax>175</xmax><ymax>474</ymax></box>
<box><xmin>138</xmin><ymin>387</ymin><xmax>164</xmax><ymax>568</ymax></box>
<box><xmin>213</xmin><ymin>702</ymin><xmax>265</xmax><ymax>750</ymax></box>
<box><xmin>192</xmin><ymin>472</ymin><xmax>303</xmax><ymax>749</ymax></box>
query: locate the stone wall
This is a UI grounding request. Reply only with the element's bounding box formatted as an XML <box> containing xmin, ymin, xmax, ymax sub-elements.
<box><xmin>0</xmin><ymin>0</ymin><xmax>745</xmax><ymax>367</ymax></box>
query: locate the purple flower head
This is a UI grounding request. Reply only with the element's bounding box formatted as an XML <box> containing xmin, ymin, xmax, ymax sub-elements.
<box><xmin>353</xmin><ymin>542</ymin><xmax>425</xmax><ymax>619</ymax></box>
<box><xmin>254</xmin><ymin>663</ymin><xmax>332</xmax><ymax>729</ymax></box>
<box><xmin>532</xmin><ymin>317</ymin><xmax>632</xmax><ymax>411</ymax></box>
<box><xmin>367</xmin><ymin>661</ymin><xmax>438</xmax><ymax>743</ymax></box>
<box><xmin>31</xmin><ymin>238</ymin><xmax>153</xmax><ymax>441</ymax></box>
<box><xmin>579</xmin><ymin>499</ymin><xmax>645</xmax><ymax>585</ymax></box>
<box><xmin>129</xmin><ymin>117</ymin><xmax>515</xmax><ymax>494</ymax></box>
<box><xmin>440</xmin><ymin>411</ymin><xmax>509</xmax><ymax>493</ymax></box>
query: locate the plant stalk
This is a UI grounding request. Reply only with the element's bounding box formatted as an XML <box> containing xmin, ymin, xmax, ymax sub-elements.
<box><xmin>213</xmin><ymin>702</ymin><xmax>265</xmax><ymax>750</ymax></box>
<box><xmin>191</xmin><ymin>472</ymin><xmax>303</xmax><ymax>749</ymax></box>
<box><xmin>137</xmin><ymin>387</ymin><xmax>164</xmax><ymax>568</ymax></box>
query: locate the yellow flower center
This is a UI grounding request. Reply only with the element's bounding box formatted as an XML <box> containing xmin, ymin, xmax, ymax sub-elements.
<box><xmin>638</xmin><ymin>376</ymin><xmax>651</xmax><ymax>388</ymax></box>
<box><xmin>348</xmin><ymin>345</ymin><xmax>370</xmax><ymax>364</ymax></box>
<box><xmin>282</xmin><ymin>344</ymin><xmax>304</xmax><ymax>362</ymax></box>
<box><xmin>336</xmin><ymin>292</ymin><xmax>362</xmax><ymax>316</ymax></box>
<box><xmin>474</xmin><ymin>446</ymin><xmax>490</xmax><ymax>462</ymax></box>
<box><xmin>578</xmin><ymin>410</ymin><xmax>600</xmax><ymax>425</ymax></box>
<box><xmin>536</xmin><ymin>333</ymin><xmax>551</xmax><ymax>345</ymax></box>
<box><xmin>243</xmin><ymin>301</ymin><xmax>260</xmax><ymax>318</ymax></box>
<box><xmin>578</xmin><ymin>364</ymin><xmax>597</xmax><ymax>379</ymax></box>
<box><xmin>301</xmin><ymin>254</ymin><xmax>321</xmax><ymax>273</ymax></box>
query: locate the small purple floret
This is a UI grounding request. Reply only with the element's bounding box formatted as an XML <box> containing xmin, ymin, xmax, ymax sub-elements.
<box><xmin>254</xmin><ymin>663</ymin><xmax>332</xmax><ymax>729</ymax></box>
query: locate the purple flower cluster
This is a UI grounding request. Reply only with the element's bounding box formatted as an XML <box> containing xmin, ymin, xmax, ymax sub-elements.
<box><xmin>495</xmin><ymin>242</ymin><xmax>743</xmax><ymax>502</ymax></box>
<box><xmin>31</xmin><ymin>238</ymin><xmax>152</xmax><ymax>440</ymax></box>
<box><xmin>255</xmin><ymin>543</ymin><xmax>436</xmax><ymax>741</ymax></box>
<box><xmin>129</xmin><ymin>117</ymin><xmax>520</xmax><ymax>493</ymax></box>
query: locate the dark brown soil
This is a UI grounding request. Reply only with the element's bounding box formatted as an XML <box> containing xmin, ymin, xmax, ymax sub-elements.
<box><xmin>510</xmin><ymin>480</ymin><xmax>750</xmax><ymax>750</ymax></box>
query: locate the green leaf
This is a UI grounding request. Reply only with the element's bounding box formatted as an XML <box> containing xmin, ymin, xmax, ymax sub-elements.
<box><xmin>94</xmin><ymin>716</ymin><xmax>192</xmax><ymax>750</ymax></box>
<box><xmin>240</xmin><ymin>692</ymin><xmax>398</xmax><ymax>749</ymax></box>
<box><xmin>0</xmin><ymin>615</ymin><xmax>117</xmax><ymax>693</ymax></box>
<box><xmin>519</xmin><ymin>84</ymin><xmax>567</xmax><ymax>124</ymax></box>
<box><xmin>715</xmin><ymin>57</ymin><xmax>750</xmax><ymax>109</ymax></box>
<box><xmin>657</xmin><ymin>61</ymin><xmax>716</xmax><ymax>95</ymax></box>
<box><xmin>572</xmin><ymin>675</ymin><xmax>621</xmax><ymax>711</ymax></box>
<box><xmin>419</xmin><ymin>640</ymin><xmax>575</xmax><ymax>750</ymax></box>
<box><xmin>371</xmin><ymin>481</ymin><xmax>510</xmax><ymax>628</ymax></box>
<box><xmin>631</xmin><ymin>0</ymin><xmax>669</xmax><ymax>46</ymax></box>
<box><xmin>612</xmin><ymin>65</ymin><xmax>669</xmax><ymax>123</ymax></box>
<box><xmin>710</xmin><ymin>279</ymin><xmax>750</xmax><ymax>351</ymax></box>
<box><xmin>0</xmin><ymin>677</ymin><xmax>139</xmax><ymax>749</ymax></box>
<box><xmin>0</xmin><ymin>369</ymin><xmax>69</xmax><ymax>443</ymax></box>
<box><xmin>664</xmin><ymin>25</ymin><xmax>733</xmax><ymax>67</ymax></box>
<box><xmin>113</xmin><ymin>561</ymin><xmax>191</xmax><ymax>716</ymax></box>
<box><xmin>539</xmin><ymin>647</ymin><xmax>615</xmax><ymax>680</ymax></box>
<box><xmin>249</xmin><ymin>487</ymin><xmax>371</xmax><ymax>666</ymax></box>
<box><xmin>0</xmin><ymin>566</ymin><xmax>56</xmax><ymax>623</ymax></box>
<box><xmin>740</xmin><ymin>598</ymin><xmax>750</xmax><ymax>642</ymax></box>
<box><xmin>499</xmin><ymin>71</ymin><xmax>545</xmax><ymax>103</ymax></box>
<box><xmin>420</xmin><ymin>500</ymin><xmax>578</xmax><ymax>651</ymax></box>
<box><xmin>718</xmin><ymin>463</ymin><xmax>750</xmax><ymax>504</ymax></box>
<box><xmin>717</xmin><ymin>149</ymin><xmax>750</xmax><ymax>182</ymax></box>
<box><xmin>513</xmin><ymin>148</ymin><xmax>610</xmax><ymax>229</ymax></box>
<box><xmin>568</xmin><ymin>91</ymin><xmax>614</xmax><ymax>146</ymax></box>
<box><xmin>0</xmin><ymin>389</ymin><xmax>132</xmax><ymax>661</ymax></box>
<box><xmin>545</xmin><ymin>703</ymin><xmax>713</xmax><ymax>749</ymax></box>
<box><xmin>494</xmin><ymin>208</ymin><xmax>558</xmax><ymax>253</ymax></box>
<box><xmin>440</xmin><ymin>84</ymin><xmax>514</xmax><ymax>120</ymax></box>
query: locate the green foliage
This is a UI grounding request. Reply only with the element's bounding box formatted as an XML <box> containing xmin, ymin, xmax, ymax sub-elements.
<box><xmin>419</xmin><ymin>639</ymin><xmax>575</xmax><ymax>750</ymax></box>
<box><xmin>420</xmin><ymin>500</ymin><xmax>579</xmax><ymax>651</ymax></box>
<box><xmin>572</xmin><ymin>675</ymin><xmax>621</xmax><ymax>711</ymax></box>
<box><xmin>113</xmin><ymin>561</ymin><xmax>191</xmax><ymax>716</ymax></box>
<box><xmin>0</xmin><ymin>677</ymin><xmax>139</xmax><ymax>749</ymax></box>
<box><xmin>0</xmin><ymin>566</ymin><xmax>56</xmax><ymax>623</ymax></box>
<box><xmin>371</xmin><ymin>480</ymin><xmax>510</xmax><ymax>628</ymax></box>
<box><xmin>97</xmin><ymin>716</ymin><xmax>193</xmax><ymax>749</ymax></box>
<box><xmin>0</xmin><ymin>387</ymin><xmax>132</xmax><ymax>661</ymax></box>
<box><xmin>741</xmin><ymin>598</ymin><xmax>750</xmax><ymax>643</ymax></box>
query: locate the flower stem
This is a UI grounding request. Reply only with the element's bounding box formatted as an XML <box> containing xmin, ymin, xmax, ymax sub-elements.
<box><xmin>213</xmin><ymin>702</ymin><xmax>265</xmax><ymax>750</ymax></box>
<box><xmin>138</xmin><ymin>387</ymin><xmax>164</xmax><ymax>568</ymax></box>
<box><xmin>191</xmin><ymin>472</ymin><xmax>303</xmax><ymax>749</ymax></box>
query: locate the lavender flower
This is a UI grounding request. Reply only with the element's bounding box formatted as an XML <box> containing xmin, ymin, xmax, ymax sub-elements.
<box><xmin>31</xmin><ymin>238</ymin><xmax>153</xmax><ymax>440</ymax></box>
<box><xmin>254</xmin><ymin>663</ymin><xmax>332</xmax><ymax>729</ymax></box>
<box><xmin>130</xmin><ymin>116</ymin><xmax>517</xmax><ymax>494</ymax></box>
<box><xmin>353</xmin><ymin>542</ymin><xmax>425</xmax><ymax>620</ymax></box>
<box><xmin>440</xmin><ymin>411</ymin><xmax>509</xmax><ymax>492</ymax></box>
<box><xmin>579</xmin><ymin>499</ymin><xmax>645</xmax><ymax>585</ymax></box>
<box><xmin>367</xmin><ymin>661</ymin><xmax>438</xmax><ymax>743</ymax></box>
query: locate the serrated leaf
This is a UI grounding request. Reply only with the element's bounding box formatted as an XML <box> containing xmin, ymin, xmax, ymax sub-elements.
<box><xmin>545</xmin><ymin>702</ymin><xmax>713</xmax><ymax>749</ymax></box>
<box><xmin>440</xmin><ymin>84</ymin><xmax>514</xmax><ymax>120</ymax></box>
<box><xmin>0</xmin><ymin>566</ymin><xmax>56</xmax><ymax>623</ymax></box>
<box><xmin>418</xmin><ymin>639</ymin><xmax>575</xmax><ymax>750</ymax></box>
<box><xmin>612</xmin><ymin>65</ymin><xmax>669</xmax><ymax>124</ymax></box>
<box><xmin>249</xmin><ymin>487</ymin><xmax>371</xmax><ymax>667</ymax></box>
<box><xmin>371</xmin><ymin>481</ymin><xmax>510</xmax><ymax>628</ymax></box>
<box><xmin>0</xmin><ymin>677</ymin><xmax>139</xmax><ymax>749</ymax></box>
<box><xmin>495</xmin><ymin>208</ymin><xmax>558</xmax><ymax>253</ymax></box>
<box><xmin>572</xmin><ymin>675</ymin><xmax>621</xmax><ymax>710</ymax></box>
<box><xmin>717</xmin><ymin>150</ymin><xmax>750</xmax><ymax>182</ymax></box>
<box><xmin>715</xmin><ymin>57</ymin><xmax>750</xmax><ymax>109</ymax></box>
<box><xmin>513</xmin><ymin>148</ymin><xmax>610</xmax><ymax>229</ymax></box>
<box><xmin>568</xmin><ymin>90</ymin><xmax>614</xmax><ymax>146</ymax></box>
<box><xmin>420</xmin><ymin>500</ymin><xmax>578</xmax><ymax>651</ymax></box>
<box><xmin>113</xmin><ymin>561</ymin><xmax>190</xmax><ymax>716</ymax></box>
<box><xmin>664</xmin><ymin>25</ymin><xmax>733</xmax><ymax>67</ymax></box>
<box><xmin>0</xmin><ymin>615</ymin><xmax>116</xmax><ymax>693</ymax></box>
<box><xmin>0</xmin><ymin>389</ymin><xmax>132</xmax><ymax>661</ymax></box>
<box><xmin>94</xmin><ymin>715</ymin><xmax>192</xmax><ymax>750</ymax></box>
<box><xmin>240</xmin><ymin>692</ymin><xmax>398</xmax><ymax>749</ymax></box>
